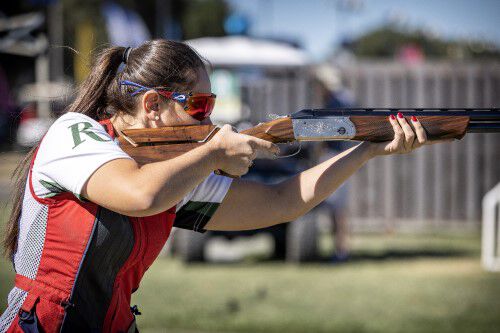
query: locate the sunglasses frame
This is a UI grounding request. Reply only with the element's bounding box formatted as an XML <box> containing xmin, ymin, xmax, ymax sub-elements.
<box><xmin>156</xmin><ymin>90</ymin><xmax>217</xmax><ymax>121</ymax></box>
<box><xmin>119</xmin><ymin>80</ymin><xmax>216</xmax><ymax>121</ymax></box>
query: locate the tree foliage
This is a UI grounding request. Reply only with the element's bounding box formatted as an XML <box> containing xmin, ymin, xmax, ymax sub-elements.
<box><xmin>181</xmin><ymin>0</ymin><xmax>228</xmax><ymax>39</ymax></box>
<box><xmin>350</xmin><ymin>26</ymin><xmax>500</xmax><ymax>60</ymax></box>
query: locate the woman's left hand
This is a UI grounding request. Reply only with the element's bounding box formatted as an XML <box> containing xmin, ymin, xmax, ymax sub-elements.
<box><xmin>366</xmin><ymin>112</ymin><xmax>453</xmax><ymax>157</ymax></box>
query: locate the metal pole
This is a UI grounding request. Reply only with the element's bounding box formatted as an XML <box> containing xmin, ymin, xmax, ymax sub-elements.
<box><xmin>35</xmin><ymin>51</ymin><xmax>51</xmax><ymax>118</ymax></box>
<box><xmin>48</xmin><ymin>1</ymin><xmax>64</xmax><ymax>81</ymax></box>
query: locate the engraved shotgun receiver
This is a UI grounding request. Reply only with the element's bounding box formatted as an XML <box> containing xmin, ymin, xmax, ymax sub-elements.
<box><xmin>117</xmin><ymin>108</ymin><xmax>500</xmax><ymax>165</ymax></box>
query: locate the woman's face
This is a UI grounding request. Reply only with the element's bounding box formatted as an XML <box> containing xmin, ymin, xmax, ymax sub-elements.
<box><xmin>156</xmin><ymin>67</ymin><xmax>213</xmax><ymax>127</ymax></box>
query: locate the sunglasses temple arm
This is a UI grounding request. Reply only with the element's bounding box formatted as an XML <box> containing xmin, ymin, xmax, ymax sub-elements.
<box><xmin>119</xmin><ymin>80</ymin><xmax>152</xmax><ymax>96</ymax></box>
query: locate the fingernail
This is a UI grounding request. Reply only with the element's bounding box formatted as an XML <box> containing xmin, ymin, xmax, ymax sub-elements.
<box><xmin>411</xmin><ymin>116</ymin><xmax>417</xmax><ymax>122</ymax></box>
<box><xmin>390</xmin><ymin>115</ymin><xmax>396</xmax><ymax>120</ymax></box>
<box><xmin>397</xmin><ymin>112</ymin><xmax>404</xmax><ymax>119</ymax></box>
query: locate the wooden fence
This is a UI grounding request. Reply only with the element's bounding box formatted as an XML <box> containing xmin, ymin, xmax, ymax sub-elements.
<box><xmin>236</xmin><ymin>62</ymin><xmax>500</xmax><ymax>230</ymax></box>
<box><xmin>240</xmin><ymin>68</ymin><xmax>311</xmax><ymax>124</ymax></box>
<box><xmin>342</xmin><ymin>61</ymin><xmax>500</xmax><ymax>230</ymax></box>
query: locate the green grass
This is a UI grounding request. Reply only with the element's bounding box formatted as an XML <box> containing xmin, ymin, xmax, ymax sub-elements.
<box><xmin>0</xmin><ymin>205</ymin><xmax>14</xmax><ymax>309</ymax></box>
<box><xmin>1</xmin><ymin>200</ymin><xmax>499</xmax><ymax>332</ymax></box>
<box><xmin>130</xmin><ymin>234</ymin><xmax>499</xmax><ymax>333</ymax></box>
<box><xmin>0</xmin><ymin>256</ymin><xmax>13</xmax><ymax>306</ymax></box>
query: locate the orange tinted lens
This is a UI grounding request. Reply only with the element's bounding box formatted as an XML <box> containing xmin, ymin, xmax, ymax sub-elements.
<box><xmin>204</xmin><ymin>96</ymin><xmax>215</xmax><ymax>116</ymax></box>
<box><xmin>185</xmin><ymin>94</ymin><xmax>215</xmax><ymax>120</ymax></box>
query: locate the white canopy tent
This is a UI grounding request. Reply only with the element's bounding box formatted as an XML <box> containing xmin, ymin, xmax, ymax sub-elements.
<box><xmin>186</xmin><ymin>36</ymin><xmax>310</xmax><ymax>67</ymax></box>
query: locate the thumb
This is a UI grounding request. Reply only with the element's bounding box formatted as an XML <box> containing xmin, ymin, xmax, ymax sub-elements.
<box><xmin>247</xmin><ymin>136</ymin><xmax>280</xmax><ymax>155</ymax></box>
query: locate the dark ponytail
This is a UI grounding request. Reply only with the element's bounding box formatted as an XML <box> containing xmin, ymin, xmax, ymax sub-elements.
<box><xmin>68</xmin><ymin>46</ymin><xmax>125</xmax><ymax>120</ymax></box>
<box><xmin>3</xmin><ymin>40</ymin><xmax>205</xmax><ymax>259</ymax></box>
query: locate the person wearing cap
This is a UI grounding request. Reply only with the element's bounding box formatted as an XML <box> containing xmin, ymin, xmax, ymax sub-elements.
<box><xmin>314</xmin><ymin>64</ymin><xmax>357</xmax><ymax>262</ymax></box>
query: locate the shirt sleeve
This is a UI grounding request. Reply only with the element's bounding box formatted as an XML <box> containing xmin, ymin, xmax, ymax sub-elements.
<box><xmin>174</xmin><ymin>173</ymin><xmax>233</xmax><ymax>233</ymax></box>
<box><xmin>31</xmin><ymin>112</ymin><xmax>133</xmax><ymax>199</ymax></box>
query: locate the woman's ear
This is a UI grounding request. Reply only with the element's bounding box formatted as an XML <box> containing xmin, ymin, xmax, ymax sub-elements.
<box><xmin>142</xmin><ymin>90</ymin><xmax>160</xmax><ymax>120</ymax></box>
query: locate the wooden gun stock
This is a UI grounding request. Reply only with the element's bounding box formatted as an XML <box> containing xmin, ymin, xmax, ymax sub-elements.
<box><xmin>117</xmin><ymin>109</ymin><xmax>500</xmax><ymax>165</ymax></box>
<box><xmin>350</xmin><ymin>115</ymin><xmax>469</xmax><ymax>142</ymax></box>
<box><xmin>118</xmin><ymin>125</ymin><xmax>218</xmax><ymax>165</ymax></box>
<box><xmin>117</xmin><ymin>117</ymin><xmax>295</xmax><ymax>165</ymax></box>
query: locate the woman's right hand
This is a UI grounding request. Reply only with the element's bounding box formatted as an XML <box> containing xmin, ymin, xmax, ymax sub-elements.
<box><xmin>207</xmin><ymin>124</ymin><xmax>280</xmax><ymax>176</ymax></box>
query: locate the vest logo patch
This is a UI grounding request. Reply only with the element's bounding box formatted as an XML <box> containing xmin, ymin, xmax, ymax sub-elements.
<box><xmin>69</xmin><ymin>122</ymin><xmax>111</xmax><ymax>149</ymax></box>
<box><xmin>39</xmin><ymin>179</ymin><xmax>66</xmax><ymax>197</ymax></box>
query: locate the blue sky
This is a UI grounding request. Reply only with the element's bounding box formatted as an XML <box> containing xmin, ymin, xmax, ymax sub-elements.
<box><xmin>227</xmin><ymin>0</ymin><xmax>500</xmax><ymax>59</ymax></box>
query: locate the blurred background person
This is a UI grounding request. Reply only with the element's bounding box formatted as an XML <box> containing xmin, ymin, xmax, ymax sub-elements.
<box><xmin>313</xmin><ymin>64</ymin><xmax>357</xmax><ymax>262</ymax></box>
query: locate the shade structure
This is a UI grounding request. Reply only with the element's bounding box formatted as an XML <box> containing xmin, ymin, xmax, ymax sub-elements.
<box><xmin>186</xmin><ymin>36</ymin><xmax>310</xmax><ymax>67</ymax></box>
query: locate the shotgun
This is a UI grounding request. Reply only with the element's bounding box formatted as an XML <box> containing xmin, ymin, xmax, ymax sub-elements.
<box><xmin>117</xmin><ymin>108</ymin><xmax>500</xmax><ymax>165</ymax></box>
